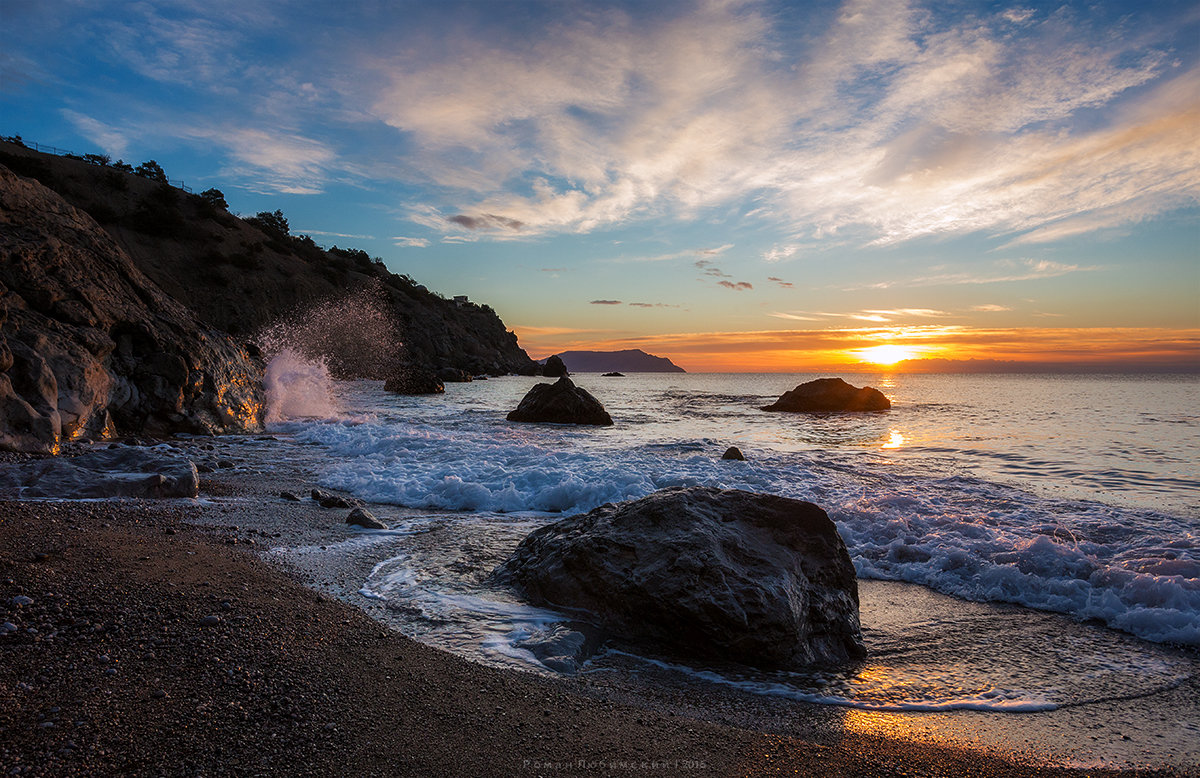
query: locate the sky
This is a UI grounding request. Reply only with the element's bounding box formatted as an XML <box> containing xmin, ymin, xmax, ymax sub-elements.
<box><xmin>1</xmin><ymin>0</ymin><xmax>1197</xmax><ymax>371</ymax></box>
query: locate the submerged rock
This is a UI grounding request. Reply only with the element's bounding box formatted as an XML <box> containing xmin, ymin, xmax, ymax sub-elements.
<box><xmin>0</xmin><ymin>446</ymin><xmax>199</xmax><ymax>498</ymax></box>
<box><xmin>762</xmin><ymin>377</ymin><xmax>890</xmax><ymax>413</ymax></box>
<box><xmin>721</xmin><ymin>446</ymin><xmax>745</xmax><ymax>461</ymax></box>
<box><xmin>383</xmin><ymin>366</ymin><xmax>444</xmax><ymax>395</ymax></box>
<box><xmin>493</xmin><ymin>486</ymin><xmax>865</xmax><ymax>669</ymax></box>
<box><xmin>541</xmin><ymin>354</ymin><xmax>568</xmax><ymax>378</ymax></box>
<box><xmin>505</xmin><ymin>377</ymin><xmax>613</xmax><ymax>426</ymax></box>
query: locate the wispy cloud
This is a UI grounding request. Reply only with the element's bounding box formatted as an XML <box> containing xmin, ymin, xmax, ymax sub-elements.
<box><xmin>972</xmin><ymin>303</ymin><xmax>1011</xmax><ymax>312</ymax></box>
<box><xmin>763</xmin><ymin>245</ymin><xmax>798</xmax><ymax>263</ymax></box>
<box><xmin>589</xmin><ymin>299</ymin><xmax>623</xmax><ymax>305</ymax></box>
<box><xmin>60</xmin><ymin>109</ymin><xmax>129</xmax><ymax>158</ymax></box>
<box><xmin>298</xmin><ymin>229</ymin><xmax>376</xmax><ymax>240</ymax></box>
<box><xmin>392</xmin><ymin>236</ymin><xmax>429</xmax><ymax>248</ymax></box>
<box><xmin>717</xmin><ymin>280</ymin><xmax>753</xmax><ymax>291</ymax></box>
<box><xmin>767</xmin><ymin>276</ymin><xmax>794</xmax><ymax>288</ymax></box>
<box><xmin>852</xmin><ymin>258</ymin><xmax>1095</xmax><ymax>289</ymax></box>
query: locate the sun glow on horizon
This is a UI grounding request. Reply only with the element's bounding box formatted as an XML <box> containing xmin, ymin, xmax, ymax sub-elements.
<box><xmin>856</xmin><ymin>344</ymin><xmax>916</xmax><ymax>365</ymax></box>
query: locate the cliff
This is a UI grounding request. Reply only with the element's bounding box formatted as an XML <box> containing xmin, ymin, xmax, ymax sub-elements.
<box><xmin>0</xmin><ymin>164</ymin><xmax>264</xmax><ymax>453</ymax></box>
<box><xmin>551</xmin><ymin>349</ymin><xmax>686</xmax><ymax>373</ymax></box>
<box><xmin>0</xmin><ymin>141</ymin><xmax>537</xmax><ymax>378</ymax></box>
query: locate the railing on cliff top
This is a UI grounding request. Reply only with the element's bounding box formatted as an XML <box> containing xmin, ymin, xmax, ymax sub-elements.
<box><xmin>4</xmin><ymin>137</ymin><xmax>193</xmax><ymax>193</ymax></box>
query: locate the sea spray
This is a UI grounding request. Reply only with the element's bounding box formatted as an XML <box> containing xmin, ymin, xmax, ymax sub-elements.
<box><xmin>257</xmin><ymin>280</ymin><xmax>406</xmax><ymax>380</ymax></box>
<box><xmin>263</xmin><ymin>348</ymin><xmax>339</xmax><ymax>423</ymax></box>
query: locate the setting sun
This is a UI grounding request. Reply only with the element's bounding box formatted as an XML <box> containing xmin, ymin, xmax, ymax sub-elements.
<box><xmin>856</xmin><ymin>345</ymin><xmax>915</xmax><ymax>365</ymax></box>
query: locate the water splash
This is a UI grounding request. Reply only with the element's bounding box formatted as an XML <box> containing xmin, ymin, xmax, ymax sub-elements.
<box><xmin>263</xmin><ymin>348</ymin><xmax>339</xmax><ymax>423</ymax></box>
<box><xmin>257</xmin><ymin>281</ymin><xmax>406</xmax><ymax>380</ymax></box>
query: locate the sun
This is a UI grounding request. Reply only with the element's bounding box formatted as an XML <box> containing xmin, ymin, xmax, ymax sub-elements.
<box><xmin>856</xmin><ymin>345</ymin><xmax>914</xmax><ymax>365</ymax></box>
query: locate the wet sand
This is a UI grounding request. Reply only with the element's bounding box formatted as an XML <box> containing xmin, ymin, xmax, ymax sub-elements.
<box><xmin>1</xmin><ymin>437</ymin><xmax>1196</xmax><ymax>777</ymax></box>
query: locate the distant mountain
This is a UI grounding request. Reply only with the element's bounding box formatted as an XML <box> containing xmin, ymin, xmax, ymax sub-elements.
<box><xmin>550</xmin><ymin>349</ymin><xmax>686</xmax><ymax>373</ymax></box>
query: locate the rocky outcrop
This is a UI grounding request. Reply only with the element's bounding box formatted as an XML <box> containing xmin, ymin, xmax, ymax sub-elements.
<box><xmin>493</xmin><ymin>487</ymin><xmax>866</xmax><ymax>669</ymax></box>
<box><xmin>384</xmin><ymin>366</ymin><xmax>444</xmax><ymax>395</ymax></box>
<box><xmin>437</xmin><ymin>367</ymin><xmax>472</xmax><ymax>383</ymax></box>
<box><xmin>541</xmin><ymin>355</ymin><xmax>568</xmax><ymax>378</ymax></box>
<box><xmin>762</xmin><ymin>377</ymin><xmax>890</xmax><ymax>413</ymax></box>
<box><xmin>506</xmin><ymin>377</ymin><xmax>613</xmax><ymax>426</ymax></box>
<box><xmin>721</xmin><ymin>446</ymin><xmax>745</xmax><ymax>460</ymax></box>
<box><xmin>550</xmin><ymin>349</ymin><xmax>685</xmax><ymax>373</ymax></box>
<box><xmin>0</xmin><ymin>446</ymin><xmax>199</xmax><ymax>498</ymax></box>
<box><xmin>0</xmin><ymin>142</ymin><xmax>538</xmax><ymax>378</ymax></box>
<box><xmin>0</xmin><ymin>164</ymin><xmax>264</xmax><ymax>453</ymax></box>
<box><xmin>346</xmin><ymin>507</ymin><xmax>387</xmax><ymax>529</ymax></box>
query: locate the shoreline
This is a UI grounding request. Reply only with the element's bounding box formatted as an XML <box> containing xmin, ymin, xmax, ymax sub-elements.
<box><xmin>1</xmin><ymin>437</ymin><xmax>1196</xmax><ymax>776</ymax></box>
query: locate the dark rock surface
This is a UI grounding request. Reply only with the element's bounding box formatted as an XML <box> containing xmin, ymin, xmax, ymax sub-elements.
<box><xmin>0</xmin><ymin>142</ymin><xmax>538</xmax><ymax>379</ymax></box>
<box><xmin>345</xmin><ymin>508</ymin><xmax>387</xmax><ymax>530</ymax></box>
<box><xmin>437</xmin><ymin>367</ymin><xmax>472</xmax><ymax>383</ymax></box>
<box><xmin>0</xmin><ymin>446</ymin><xmax>199</xmax><ymax>498</ymax></box>
<box><xmin>505</xmin><ymin>377</ymin><xmax>613</xmax><ymax>426</ymax></box>
<box><xmin>384</xmin><ymin>367</ymin><xmax>444</xmax><ymax>395</ymax></box>
<box><xmin>541</xmin><ymin>354</ymin><xmax>568</xmax><ymax>378</ymax></box>
<box><xmin>493</xmin><ymin>486</ymin><xmax>865</xmax><ymax>668</ymax></box>
<box><xmin>762</xmin><ymin>377</ymin><xmax>890</xmax><ymax>413</ymax></box>
<box><xmin>721</xmin><ymin>446</ymin><xmax>745</xmax><ymax>461</ymax></box>
<box><xmin>601</xmin><ymin>372</ymin><xmax>624</xmax><ymax>377</ymax></box>
<box><xmin>0</xmin><ymin>163</ymin><xmax>264</xmax><ymax>453</ymax></box>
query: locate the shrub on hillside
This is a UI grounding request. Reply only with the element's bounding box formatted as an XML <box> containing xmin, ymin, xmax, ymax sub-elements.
<box><xmin>134</xmin><ymin>160</ymin><xmax>168</xmax><ymax>183</ymax></box>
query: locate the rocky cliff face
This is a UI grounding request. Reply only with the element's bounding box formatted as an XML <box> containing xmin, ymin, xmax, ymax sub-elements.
<box><xmin>0</xmin><ymin>142</ymin><xmax>537</xmax><ymax>378</ymax></box>
<box><xmin>0</xmin><ymin>164</ymin><xmax>264</xmax><ymax>453</ymax></box>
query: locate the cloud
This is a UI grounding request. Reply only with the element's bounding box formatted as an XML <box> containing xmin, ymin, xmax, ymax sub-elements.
<box><xmin>60</xmin><ymin>109</ymin><xmax>129</xmax><ymax>158</ymax></box>
<box><xmin>863</xmin><ymin>308</ymin><xmax>949</xmax><ymax>317</ymax></box>
<box><xmin>448</xmin><ymin>213</ymin><xmax>525</xmax><ymax>231</ymax></box>
<box><xmin>853</xmin><ymin>258</ymin><xmax>1095</xmax><ymax>289</ymax></box>
<box><xmin>763</xmin><ymin>245</ymin><xmax>798</xmax><ymax>263</ymax></box>
<box><xmin>767</xmin><ymin>276</ymin><xmax>794</xmax><ymax>288</ymax></box>
<box><xmin>696</xmin><ymin>244</ymin><xmax>734</xmax><ymax>256</ymax></box>
<box><xmin>717</xmin><ymin>280</ymin><xmax>753</xmax><ymax>290</ymax></box>
<box><xmin>179</xmin><ymin>126</ymin><xmax>337</xmax><ymax>195</ymax></box>
<box><xmin>695</xmin><ymin>260</ymin><xmax>731</xmax><ymax>278</ymax></box>
<box><xmin>392</xmin><ymin>236</ymin><xmax>430</xmax><ymax>247</ymax></box>
<box><xmin>629</xmin><ymin>302</ymin><xmax>678</xmax><ymax>308</ymax></box>
<box><xmin>972</xmin><ymin>304</ymin><xmax>1011</xmax><ymax>312</ymax></box>
<box><xmin>362</xmin><ymin>1</ymin><xmax>1196</xmax><ymax>245</ymax></box>
<box><xmin>589</xmin><ymin>299</ymin><xmax>623</xmax><ymax>305</ymax></box>
<box><xmin>297</xmin><ymin>229</ymin><xmax>376</xmax><ymax>240</ymax></box>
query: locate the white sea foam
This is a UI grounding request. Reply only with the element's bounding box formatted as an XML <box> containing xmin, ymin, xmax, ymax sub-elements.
<box><xmin>287</xmin><ymin>408</ymin><xmax>1199</xmax><ymax>647</ymax></box>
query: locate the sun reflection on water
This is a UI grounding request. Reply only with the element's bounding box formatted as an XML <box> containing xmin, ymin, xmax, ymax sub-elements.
<box><xmin>882</xmin><ymin>429</ymin><xmax>905</xmax><ymax>449</ymax></box>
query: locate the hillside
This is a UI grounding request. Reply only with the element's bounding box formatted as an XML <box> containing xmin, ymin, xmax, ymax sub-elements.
<box><xmin>552</xmin><ymin>349</ymin><xmax>686</xmax><ymax>373</ymax></box>
<box><xmin>0</xmin><ymin>140</ymin><xmax>536</xmax><ymax>378</ymax></box>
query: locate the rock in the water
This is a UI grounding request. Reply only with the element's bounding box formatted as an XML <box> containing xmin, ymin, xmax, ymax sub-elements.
<box><xmin>0</xmin><ymin>165</ymin><xmax>264</xmax><ymax>453</ymax></box>
<box><xmin>513</xmin><ymin>623</ymin><xmax>600</xmax><ymax>674</ymax></box>
<box><xmin>0</xmin><ymin>446</ymin><xmax>199</xmax><ymax>498</ymax></box>
<box><xmin>437</xmin><ymin>367</ymin><xmax>472</xmax><ymax>383</ymax></box>
<box><xmin>385</xmin><ymin>367</ymin><xmax>444</xmax><ymax>395</ymax></box>
<box><xmin>493</xmin><ymin>486</ymin><xmax>865</xmax><ymax>668</ymax></box>
<box><xmin>311</xmin><ymin>488</ymin><xmax>331</xmax><ymax>502</ymax></box>
<box><xmin>319</xmin><ymin>494</ymin><xmax>356</xmax><ymax>509</ymax></box>
<box><xmin>505</xmin><ymin>377</ymin><xmax>613</xmax><ymax>426</ymax></box>
<box><xmin>541</xmin><ymin>354</ymin><xmax>569</xmax><ymax>377</ymax></box>
<box><xmin>601</xmin><ymin>371</ymin><xmax>624</xmax><ymax>377</ymax></box>
<box><xmin>721</xmin><ymin>446</ymin><xmax>745</xmax><ymax>460</ymax></box>
<box><xmin>762</xmin><ymin>377</ymin><xmax>890</xmax><ymax>412</ymax></box>
<box><xmin>279</xmin><ymin>490</ymin><xmax>301</xmax><ymax>501</ymax></box>
<box><xmin>345</xmin><ymin>507</ymin><xmax>387</xmax><ymax>530</ymax></box>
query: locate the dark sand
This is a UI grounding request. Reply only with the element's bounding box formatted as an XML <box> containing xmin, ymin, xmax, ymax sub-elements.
<box><xmin>1</xmin><ymin>440</ymin><xmax>1196</xmax><ymax>777</ymax></box>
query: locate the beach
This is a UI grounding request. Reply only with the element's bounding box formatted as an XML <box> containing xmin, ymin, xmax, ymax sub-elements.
<box><xmin>3</xmin><ymin>413</ymin><xmax>1197</xmax><ymax>776</ymax></box>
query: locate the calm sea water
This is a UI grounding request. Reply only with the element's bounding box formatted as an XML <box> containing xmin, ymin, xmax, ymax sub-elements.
<box><xmin>266</xmin><ymin>367</ymin><xmax>1198</xmax><ymax>720</ymax></box>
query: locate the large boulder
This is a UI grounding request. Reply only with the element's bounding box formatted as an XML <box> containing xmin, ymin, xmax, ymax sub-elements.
<box><xmin>541</xmin><ymin>354</ymin><xmax>568</xmax><ymax>377</ymax></box>
<box><xmin>505</xmin><ymin>376</ymin><xmax>613</xmax><ymax>426</ymax></box>
<box><xmin>0</xmin><ymin>446</ymin><xmax>200</xmax><ymax>498</ymax></box>
<box><xmin>0</xmin><ymin>164</ymin><xmax>264</xmax><ymax>453</ymax></box>
<box><xmin>437</xmin><ymin>367</ymin><xmax>472</xmax><ymax>383</ymax></box>
<box><xmin>493</xmin><ymin>487</ymin><xmax>866</xmax><ymax>668</ymax></box>
<box><xmin>383</xmin><ymin>366</ymin><xmax>444</xmax><ymax>395</ymax></box>
<box><xmin>762</xmin><ymin>377</ymin><xmax>890</xmax><ymax>412</ymax></box>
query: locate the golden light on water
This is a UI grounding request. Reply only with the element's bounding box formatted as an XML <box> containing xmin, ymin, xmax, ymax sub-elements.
<box><xmin>882</xmin><ymin>429</ymin><xmax>905</xmax><ymax>449</ymax></box>
<box><xmin>856</xmin><ymin>344</ymin><xmax>915</xmax><ymax>365</ymax></box>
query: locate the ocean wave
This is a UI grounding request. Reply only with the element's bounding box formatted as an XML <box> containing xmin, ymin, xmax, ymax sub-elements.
<box><xmin>288</xmin><ymin>415</ymin><xmax>1199</xmax><ymax>646</ymax></box>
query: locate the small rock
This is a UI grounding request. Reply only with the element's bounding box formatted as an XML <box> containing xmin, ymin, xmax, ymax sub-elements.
<box><xmin>0</xmin><ymin>622</ymin><xmax>17</xmax><ymax>634</ymax></box>
<box><xmin>196</xmin><ymin>464</ymin><xmax>215</xmax><ymax>474</ymax></box>
<box><xmin>216</xmin><ymin>459</ymin><xmax>235</xmax><ymax>469</ymax></box>
<box><xmin>199</xmin><ymin>615</ymin><xmax>221</xmax><ymax>627</ymax></box>
<box><xmin>9</xmin><ymin>595</ymin><xmax>34</xmax><ymax>607</ymax></box>
<box><xmin>346</xmin><ymin>508</ymin><xmax>388</xmax><ymax>530</ymax></box>
<box><xmin>151</xmin><ymin>689</ymin><xmax>167</xmax><ymax>699</ymax></box>
<box><xmin>311</xmin><ymin>489</ymin><xmax>331</xmax><ymax>502</ymax></box>
<box><xmin>280</xmin><ymin>491</ymin><xmax>301</xmax><ymax>502</ymax></box>
<box><xmin>721</xmin><ymin>446</ymin><xmax>745</xmax><ymax>461</ymax></box>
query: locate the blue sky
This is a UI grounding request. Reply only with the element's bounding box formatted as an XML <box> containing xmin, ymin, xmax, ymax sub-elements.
<box><xmin>2</xmin><ymin>0</ymin><xmax>1197</xmax><ymax>369</ymax></box>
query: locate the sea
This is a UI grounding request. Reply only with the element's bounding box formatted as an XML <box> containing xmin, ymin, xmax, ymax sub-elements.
<box><xmin>262</xmin><ymin>358</ymin><xmax>1199</xmax><ymax>760</ymax></box>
